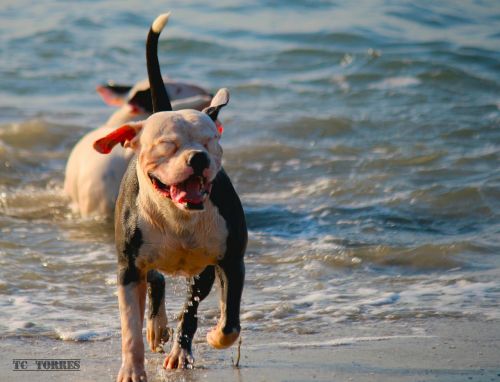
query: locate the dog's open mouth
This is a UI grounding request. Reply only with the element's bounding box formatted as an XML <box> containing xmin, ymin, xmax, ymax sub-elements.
<box><xmin>148</xmin><ymin>173</ymin><xmax>211</xmax><ymax>210</ymax></box>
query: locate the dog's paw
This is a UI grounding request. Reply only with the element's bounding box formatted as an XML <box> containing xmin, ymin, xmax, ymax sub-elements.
<box><xmin>163</xmin><ymin>342</ymin><xmax>194</xmax><ymax>369</ymax></box>
<box><xmin>146</xmin><ymin>314</ymin><xmax>171</xmax><ymax>353</ymax></box>
<box><xmin>116</xmin><ymin>362</ymin><xmax>147</xmax><ymax>382</ymax></box>
<box><xmin>206</xmin><ymin>326</ymin><xmax>240</xmax><ymax>349</ymax></box>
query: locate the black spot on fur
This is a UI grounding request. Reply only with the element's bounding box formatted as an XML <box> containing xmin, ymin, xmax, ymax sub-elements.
<box><xmin>147</xmin><ymin>270</ymin><xmax>165</xmax><ymax>318</ymax></box>
<box><xmin>175</xmin><ymin>266</ymin><xmax>216</xmax><ymax>351</ymax></box>
<box><xmin>115</xmin><ymin>158</ymin><xmax>144</xmax><ymax>285</ymax></box>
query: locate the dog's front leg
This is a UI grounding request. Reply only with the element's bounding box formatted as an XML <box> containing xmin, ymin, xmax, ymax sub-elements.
<box><xmin>146</xmin><ymin>270</ymin><xmax>170</xmax><ymax>353</ymax></box>
<box><xmin>164</xmin><ymin>266</ymin><xmax>216</xmax><ymax>369</ymax></box>
<box><xmin>207</xmin><ymin>259</ymin><xmax>245</xmax><ymax>349</ymax></box>
<box><xmin>117</xmin><ymin>272</ymin><xmax>147</xmax><ymax>382</ymax></box>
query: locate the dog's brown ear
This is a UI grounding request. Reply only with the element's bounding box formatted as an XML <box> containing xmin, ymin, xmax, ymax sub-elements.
<box><xmin>93</xmin><ymin>121</ymin><xmax>144</xmax><ymax>154</ymax></box>
<box><xmin>203</xmin><ymin>88</ymin><xmax>230</xmax><ymax>122</ymax></box>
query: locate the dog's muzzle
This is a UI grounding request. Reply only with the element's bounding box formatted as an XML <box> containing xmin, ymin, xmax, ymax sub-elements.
<box><xmin>148</xmin><ymin>152</ymin><xmax>212</xmax><ymax>210</ymax></box>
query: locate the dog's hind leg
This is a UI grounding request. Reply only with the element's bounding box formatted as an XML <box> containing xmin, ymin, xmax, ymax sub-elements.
<box><xmin>146</xmin><ymin>269</ymin><xmax>170</xmax><ymax>352</ymax></box>
<box><xmin>163</xmin><ymin>266</ymin><xmax>216</xmax><ymax>369</ymax></box>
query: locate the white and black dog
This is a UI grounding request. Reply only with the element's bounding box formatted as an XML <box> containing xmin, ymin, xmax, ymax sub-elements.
<box><xmin>65</xmin><ymin>67</ymin><xmax>212</xmax><ymax>217</ymax></box>
<box><xmin>93</xmin><ymin>13</ymin><xmax>246</xmax><ymax>381</ymax></box>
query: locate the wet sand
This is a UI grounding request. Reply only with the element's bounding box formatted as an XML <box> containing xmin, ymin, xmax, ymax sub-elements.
<box><xmin>1</xmin><ymin>318</ymin><xmax>498</xmax><ymax>382</ymax></box>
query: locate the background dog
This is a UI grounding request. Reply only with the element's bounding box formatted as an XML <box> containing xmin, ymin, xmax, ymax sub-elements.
<box><xmin>64</xmin><ymin>77</ymin><xmax>212</xmax><ymax>217</ymax></box>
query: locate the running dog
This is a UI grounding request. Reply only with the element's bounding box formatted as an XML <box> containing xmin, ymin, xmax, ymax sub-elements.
<box><xmin>93</xmin><ymin>13</ymin><xmax>246</xmax><ymax>381</ymax></box>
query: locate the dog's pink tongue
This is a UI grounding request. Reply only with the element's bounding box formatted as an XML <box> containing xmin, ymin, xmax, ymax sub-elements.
<box><xmin>170</xmin><ymin>178</ymin><xmax>203</xmax><ymax>204</ymax></box>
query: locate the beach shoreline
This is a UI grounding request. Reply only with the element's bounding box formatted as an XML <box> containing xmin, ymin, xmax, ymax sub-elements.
<box><xmin>1</xmin><ymin>318</ymin><xmax>498</xmax><ymax>382</ymax></box>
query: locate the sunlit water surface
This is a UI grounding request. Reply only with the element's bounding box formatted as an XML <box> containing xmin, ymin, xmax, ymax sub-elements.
<box><xmin>0</xmin><ymin>0</ymin><xmax>499</xmax><ymax>348</ymax></box>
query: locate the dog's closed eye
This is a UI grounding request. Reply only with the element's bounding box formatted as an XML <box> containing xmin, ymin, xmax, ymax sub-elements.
<box><xmin>151</xmin><ymin>141</ymin><xmax>178</xmax><ymax>157</ymax></box>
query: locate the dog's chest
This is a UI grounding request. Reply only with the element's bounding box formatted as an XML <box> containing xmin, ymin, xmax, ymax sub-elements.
<box><xmin>138</xmin><ymin>207</ymin><xmax>228</xmax><ymax>277</ymax></box>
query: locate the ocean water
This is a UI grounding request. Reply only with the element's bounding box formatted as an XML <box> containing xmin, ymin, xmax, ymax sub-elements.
<box><xmin>0</xmin><ymin>0</ymin><xmax>499</xmax><ymax>350</ymax></box>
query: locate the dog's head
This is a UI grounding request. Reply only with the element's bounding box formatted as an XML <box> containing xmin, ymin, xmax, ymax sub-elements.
<box><xmin>94</xmin><ymin>88</ymin><xmax>229</xmax><ymax>211</ymax></box>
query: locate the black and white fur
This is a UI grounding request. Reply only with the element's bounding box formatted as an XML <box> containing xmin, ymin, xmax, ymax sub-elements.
<box><xmin>94</xmin><ymin>13</ymin><xmax>247</xmax><ymax>382</ymax></box>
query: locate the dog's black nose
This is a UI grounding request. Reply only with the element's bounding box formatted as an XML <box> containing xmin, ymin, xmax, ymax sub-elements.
<box><xmin>187</xmin><ymin>151</ymin><xmax>210</xmax><ymax>175</ymax></box>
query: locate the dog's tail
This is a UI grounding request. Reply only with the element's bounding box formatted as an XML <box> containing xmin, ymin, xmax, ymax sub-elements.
<box><xmin>146</xmin><ymin>13</ymin><xmax>173</xmax><ymax>113</ymax></box>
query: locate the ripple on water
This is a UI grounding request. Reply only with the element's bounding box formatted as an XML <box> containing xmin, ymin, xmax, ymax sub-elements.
<box><xmin>0</xmin><ymin>0</ymin><xmax>499</xmax><ymax>342</ymax></box>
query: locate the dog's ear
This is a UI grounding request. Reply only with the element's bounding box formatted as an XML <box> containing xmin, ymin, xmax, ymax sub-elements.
<box><xmin>128</xmin><ymin>88</ymin><xmax>153</xmax><ymax>114</ymax></box>
<box><xmin>96</xmin><ymin>83</ymin><xmax>132</xmax><ymax>107</ymax></box>
<box><xmin>203</xmin><ymin>88</ymin><xmax>230</xmax><ymax>122</ymax></box>
<box><xmin>93</xmin><ymin>121</ymin><xmax>144</xmax><ymax>154</ymax></box>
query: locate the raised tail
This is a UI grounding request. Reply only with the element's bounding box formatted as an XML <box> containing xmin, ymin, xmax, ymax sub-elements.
<box><xmin>146</xmin><ymin>12</ymin><xmax>172</xmax><ymax>113</ymax></box>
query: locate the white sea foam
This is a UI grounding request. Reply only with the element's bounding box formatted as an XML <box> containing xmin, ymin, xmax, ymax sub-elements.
<box><xmin>331</xmin><ymin>75</ymin><xmax>350</xmax><ymax>91</ymax></box>
<box><xmin>361</xmin><ymin>292</ymin><xmax>400</xmax><ymax>306</ymax></box>
<box><xmin>105</xmin><ymin>274</ymin><xmax>117</xmax><ymax>286</ymax></box>
<box><xmin>56</xmin><ymin>328</ymin><xmax>114</xmax><ymax>342</ymax></box>
<box><xmin>248</xmin><ymin>335</ymin><xmax>435</xmax><ymax>350</ymax></box>
<box><xmin>369</xmin><ymin>76</ymin><xmax>421</xmax><ymax>90</ymax></box>
<box><xmin>240</xmin><ymin>272</ymin><xmax>500</xmax><ymax>333</ymax></box>
<box><xmin>1</xmin><ymin>296</ymin><xmax>39</xmax><ymax>332</ymax></box>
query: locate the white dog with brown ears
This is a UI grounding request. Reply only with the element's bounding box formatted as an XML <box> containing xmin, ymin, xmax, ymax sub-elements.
<box><xmin>93</xmin><ymin>13</ymin><xmax>247</xmax><ymax>382</ymax></box>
